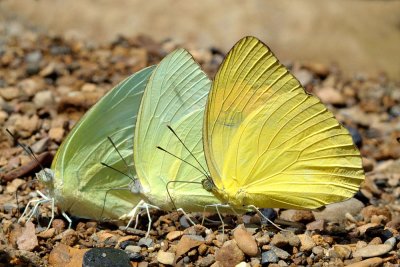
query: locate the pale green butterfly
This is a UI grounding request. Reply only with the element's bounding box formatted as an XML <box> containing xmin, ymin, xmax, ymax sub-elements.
<box><xmin>133</xmin><ymin>48</ymin><xmax>225</xmax><ymax>213</ymax></box>
<box><xmin>20</xmin><ymin>66</ymin><xmax>155</xmax><ymax>228</ymax></box>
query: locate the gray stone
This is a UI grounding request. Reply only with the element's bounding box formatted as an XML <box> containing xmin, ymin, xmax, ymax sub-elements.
<box><xmin>270</xmin><ymin>245</ymin><xmax>291</xmax><ymax>260</ymax></box>
<box><xmin>313</xmin><ymin>198</ymin><xmax>364</xmax><ymax>223</ymax></box>
<box><xmin>353</xmin><ymin>237</ymin><xmax>396</xmax><ymax>258</ymax></box>
<box><xmin>138</xmin><ymin>237</ymin><xmax>153</xmax><ymax>247</ymax></box>
<box><xmin>262</xmin><ymin>250</ymin><xmax>279</xmax><ymax>264</ymax></box>
<box><xmin>197</xmin><ymin>254</ymin><xmax>216</xmax><ymax>267</ymax></box>
<box><xmin>82</xmin><ymin>247</ymin><xmax>131</xmax><ymax>267</ymax></box>
<box><xmin>25</xmin><ymin>51</ymin><xmax>42</xmax><ymax>63</ymax></box>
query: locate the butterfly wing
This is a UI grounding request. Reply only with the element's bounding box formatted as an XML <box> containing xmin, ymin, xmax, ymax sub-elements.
<box><xmin>134</xmin><ymin>49</ymin><xmax>221</xmax><ymax>211</ymax></box>
<box><xmin>51</xmin><ymin>66</ymin><xmax>155</xmax><ymax>219</ymax></box>
<box><xmin>204</xmin><ymin>36</ymin><xmax>364</xmax><ymax>209</ymax></box>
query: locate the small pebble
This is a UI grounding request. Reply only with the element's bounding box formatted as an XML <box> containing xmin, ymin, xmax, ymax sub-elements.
<box><xmin>125</xmin><ymin>245</ymin><xmax>141</xmax><ymax>253</ymax></box>
<box><xmin>269</xmin><ymin>245</ymin><xmax>290</xmax><ymax>260</ymax></box>
<box><xmin>49</xmin><ymin>127</ymin><xmax>65</xmax><ymax>143</ymax></box>
<box><xmin>313</xmin><ymin>198</ymin><xmax>365</xmax><ymax>223</ymax></box>
<box><xmin>279</xmin><ymin>209</ymin><xmax>314</xmax><ymax>222</ymax></box>
<box><xmin>215</xmin><ymin>240</ymin><xmax>244</xmax><ymax>267</ymax></box>
<box><xmin>138</xmin><ymin>237</ymin><xmax>153</xmax><ymax>247</ymax></box>
<box><xmin>197</xmin><ymin>254</ymin><xmax>216</xmax><ymax>267</ymax></box>
<box><xmin>157</xmin><ymin>250</ymin><xmax>175</xmax><ymax>265</ymax></box>
<box><xmin>166</xmin><ymin>230</ymin><xmax>183</xmax><ymax>241</ymax></box>
<box><xmin>332</xmin><ymin>245</ymin><xmax>352</xmax><ymax>259</ymax></box>
<box><xmin>345</xmin><ymin>257</ymin><xmax>383</xmax><ymax>267</ymax></box>
<box><xmin>261</xmin><ymin>250</ymin><xmax>279</xmax><ymax>264</ymax></box>
<box><xmin>235</xmin><ymin>262</ymin><xmax>250</xmax><ymax>267</ymax></box>
<box><xmin>306</xmin><ymin>219</ymin><xmax>325</xmax><ymax>231</ymax></box>
<box><xmin>293</xmin><ymin>69</ymin><xmax>313</xmax><ymax>86</ymax></box>
<box><xmin>353</xmin><ymin>237</ymin><xmax>396</xmax><ymax>258</ymax></box>
<box><xmin>312</xmin><ymin>246</ymin><xmax>325</xmax><ymax>256</ymax></box>
<box><xmin>17</xmin><ymin>222</ymin><xmax>38</xmax><ymax>251</ymax></box>
<box><xmin>298</xmin><ymin>234</ymin><xmax>316</xmax><ymax>252</ymax></box>
<box><xmin>316</xmin><ymin>87</ymin><xmax>345</xmax><ymax>105</ymax></box>
<box><xmin>31</xmin><ymin>137</ymin><xmax>50</xmax><ymax>154</ymax></box>
<box><xmin>6</xmin><ymin>178</ymin><xmax>26</xmax><ymax>193</ymax></box>
<box><xmin>270</xmin><ymin>231</ymin><xmax>300</xmax><ymax>247</ymax></box>
<box><xmin>33</xmin><ymin>90</ymin><xmax>55</xmax><ymax>108</ymax></box>
<box><xmin>176</xmin><ymin>235</ymin><xmax>204</xmax><ymax>258</ymax></box>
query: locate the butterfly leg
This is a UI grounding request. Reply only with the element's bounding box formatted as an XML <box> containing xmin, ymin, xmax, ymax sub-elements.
<box><xmin>133</xmin><ymin>211</ymin><xmax>141</xmax><ymax>229</ymax></box>
<box><xmin>201</xmin><ymin>205</ymin><xmax>209</xmax><ymax>226</ymax></box>
<box><xmin>248</xmin><ymin>205</ymin><xmax>285</xmax><ymax>231</ymax></box>
<box><xmin>125</xmin><ymin>199</ymin><xmax>144</xmax><ymax>230</ymax></box>
<box><xmin>142</xmin><ymin>202</ymin><xmax>160</xmax><ymax>234</ymax></box>
<box><xmin>125</xmin><ymin>200</ymin><xmax>160</xmax><ymax>230</ymax></box>
<box><xmin>45</xmin><ymin>197</ymin><xmax>55</xmax><ymax>230</ymax></box>
<box><xmin>201</xmin><ymin>204</ymin><xmax>231</xmax><ymax>236</ymax></box>
<box><xmin>215</xmin><ymin>205</ymin><xmax>224</xmax><ymax>235</ymax></box>
<box><xmin>139</xmin><ymin>202</ymin><xmax>161</xmax><ymax>238</ymax></box>
<box><xmin>144</xmin><ymin>204</ymin><xmax>151</xmax><ymax>238</ymax></box>
<box><xmin>26</xmin><ymin>198</ymin><xmax>50</xmax><ymax>225</ymax></box>
<box><xmin>26</xmin><ymin>190</ymin><xmax>51</xmax><ymax>224</ymax></box>
<box><xmin>176</xmin><ymin>208</ymin><xmax>196</xmax><ymax>226</ymax></box>
<box><xmin>18</xmin><ymin>192</ymin><xmax>43</xmax><ymax>224</ymax></box>
<box><xmin>62</xmin><ymin>211</ymin><xmax>72</xmax><ymax>229</ymax></box>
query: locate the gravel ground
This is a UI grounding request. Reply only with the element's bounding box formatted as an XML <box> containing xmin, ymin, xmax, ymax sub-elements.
<box><xmin>0</xmin><ymin>31</ymin><xmax>399</xmax><ymax>267</ymax></box>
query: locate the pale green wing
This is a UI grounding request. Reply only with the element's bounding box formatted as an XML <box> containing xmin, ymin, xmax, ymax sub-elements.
<box><xmin>134</xmin><ymin>49</ymin><xmax>221</xmax><ymax>211</ymax></box>
<box><xmin>51</xmin><ymin>66</ymin><xmax>155</xmax><ymax>220</ymax></box>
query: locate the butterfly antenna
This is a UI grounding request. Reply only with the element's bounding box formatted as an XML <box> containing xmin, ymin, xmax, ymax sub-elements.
<box><xmin>6</xmin><ymin>129</ymin><xmax>45</xmax><ymax>170</ymax></box>
<box><xmin>156</xmin><ymin>146</ymin><xmax>207</xmax><ymax>178</ymax></box>
<box><xmin>6</xmin><ymin>129</ymin><xmax>42</xmax><ymax>208</ymax></box>
<box><xmin>106</xmin><ymin>136</ymin><xmax>135</xmax><ymax>179</ymax></box>
<box><xmin>166</xmin><ymin>125</ymin><xmax>210</xmax><ymax>176</ymax></box>
<box><xmin>100</xmin><ymin>162</ymin><xmax>134</xmax><ymax>182</ymax></box>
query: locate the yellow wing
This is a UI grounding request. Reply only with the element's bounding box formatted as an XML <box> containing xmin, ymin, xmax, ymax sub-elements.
<box><xmin>204</xmin><ymin>36</ymin><xmax>365</xmax><ymax>209</ymax></box>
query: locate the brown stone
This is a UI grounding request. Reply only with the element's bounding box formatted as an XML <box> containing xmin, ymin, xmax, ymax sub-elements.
<box><xmin>48</xmin><ymin>243</ymin><xmax>89</xmax><ymax>267</ymax></box>
<box><xmin>175</xmin><ymin>235</ymin><xmax>204</xmax><ymax>259</ymax></box>
<box><xmin>233</xmin><ymin>226</ymin><xmax>258</xmax><ymax>257</ymax></box>
<box><xmin>215</xmin><ymin>240</ymin><xmax>244</xmax><ymax>267</ymax></box>
<box><xmin>17</xmin><ymin>222</ymin><xmax>38</xmax><ymax>251</ymax></box>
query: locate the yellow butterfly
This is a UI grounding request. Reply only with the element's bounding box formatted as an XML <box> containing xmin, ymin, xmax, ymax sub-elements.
<box><xmin>203</xmin><ymin>36</ymin><xmax>365</xmax><ymax>210</ymax></box>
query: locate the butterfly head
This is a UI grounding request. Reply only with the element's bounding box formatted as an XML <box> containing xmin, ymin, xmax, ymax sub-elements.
<box><xmin>201</xmin><ymin>176</ymin><xmax>216</xmax><ymax>192</ymax></box>
<box><xmin>36</xmin><ymin>168</ymin><xmax>55</xmax><ymax>188</ymax></box>
<box><xmin>129</xmin><ymin>178</ymin><xmax>143</xmax><ymax>194</ymax></box>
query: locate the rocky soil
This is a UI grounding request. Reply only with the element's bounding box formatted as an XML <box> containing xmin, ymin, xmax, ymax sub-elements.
<box><xmin>0</xmin><ymin>31</ymin><xmax>399</xmax><ymax>266</ymax></box>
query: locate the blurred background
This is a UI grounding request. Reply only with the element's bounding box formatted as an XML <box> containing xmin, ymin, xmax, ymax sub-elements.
<box><xmin>0</xmin><ymin>0</ymin><xmax>399</xmax><ymax>80</ymax></box>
